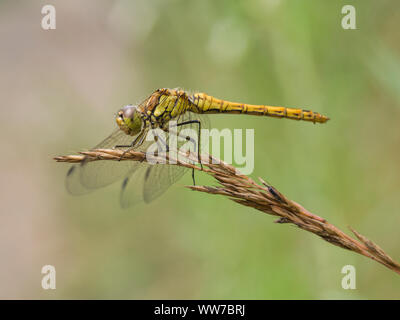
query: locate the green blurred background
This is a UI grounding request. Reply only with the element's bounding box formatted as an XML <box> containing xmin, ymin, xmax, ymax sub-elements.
<box><xmin>1</xmin><ymin>0</ymin><xmax>399</xmax><ymax>299</ymax></box>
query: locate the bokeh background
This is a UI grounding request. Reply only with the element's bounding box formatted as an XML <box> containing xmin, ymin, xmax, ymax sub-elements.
<box><xmin>1</xmin><ymin>0</ymin><xmax>399</xmax><ymax>299</ymax></box>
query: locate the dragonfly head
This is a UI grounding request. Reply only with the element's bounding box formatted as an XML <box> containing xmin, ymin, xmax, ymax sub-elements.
<box><xmin>116</xmin><ymin>105</ymin><xmax>143</xmax><ymax>136</ymax></box>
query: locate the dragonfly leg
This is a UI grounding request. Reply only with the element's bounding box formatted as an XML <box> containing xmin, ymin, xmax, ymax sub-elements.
<box><xmin>116</xmin><ymin>130</ymin><xmax>146</xmax><ymax>161</ymax></box>
<box><xmin>173</xmin><ymin>120</ymin><xmax>202</xmax><ymax>166</ymax></box>
<box><xmin>172</xmin><ymin>120</ymin><xmax>202</xmax><ymax>186</ymax></box>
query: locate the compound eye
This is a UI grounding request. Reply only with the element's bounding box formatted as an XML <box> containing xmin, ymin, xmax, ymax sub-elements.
<box><xmin>122</xmin><ymin>105</ymin><xmax>135</xmax><ymax>119</ymax></box>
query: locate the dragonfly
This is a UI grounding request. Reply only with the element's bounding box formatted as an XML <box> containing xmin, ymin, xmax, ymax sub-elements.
<box><xmin>66</xmin><ymin>88</ymin><xmax>329</xmax><ymax>207</ymax></box>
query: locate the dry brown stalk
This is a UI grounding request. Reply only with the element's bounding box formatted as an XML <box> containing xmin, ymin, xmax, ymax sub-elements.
<box><xmin>54</xmin><ymin>148</ymin><xmax>400</xmax><ymax>275</ymax></box>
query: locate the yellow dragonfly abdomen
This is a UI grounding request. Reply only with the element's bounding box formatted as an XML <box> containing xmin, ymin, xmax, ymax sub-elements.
<box><xmin>189</xmin><ymin>92</ymin><xmax>329</xmax><ymax>123</ymax></box>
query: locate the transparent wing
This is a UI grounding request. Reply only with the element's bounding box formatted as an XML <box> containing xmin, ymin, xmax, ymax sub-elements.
<box><xmin>119</xmin><ymin>164</ymin><xmax>152</xmax><ymax>208</ymax></box>
<box><xmin>142</xmin><ymin>162</ymin><xmax>188</xmax><ymax>203</ymax></box>
<box><xmin>120</xmin><ymin>161</ymin><xmax>187</xmax><ymax>207</ymax></box>
<box><xmin>120</xmin><ymin>112</ymin><xmax>211</xmax><ymax>207</ymax></box>
<box><xmin>66</xmin><ymin>128</ymin><xmax>149</xmax><ymax>195</ymax></box>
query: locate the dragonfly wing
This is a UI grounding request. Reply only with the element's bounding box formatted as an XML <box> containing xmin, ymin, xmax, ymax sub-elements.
<box><xmin>119</xmin><ymin>113</ymin><xmax>211</xmax><ymax>207</ymax></box>
<box><xmin>118</xmin><ymin>165</ymin><xmax>146</xmax><ymax>208</ymax></box>
<box><xmin>142</xmin><ymin>163</ymin><xmax>187</xmax><ymax>203</ymax></box>
<box><xmin>67</xmin><ymin>110</ymin><xmax>211</xmax><ymax>204</ymax></box>
<box><xmin>65</xmin><ymin>165</ymin><xmax>92</xmax><ymax>195</ymax></box>
<box><xmin>119</xmin><ymin>162</ymin><xmax>187</xmax><ymax>207</ymax></box>
<box><xmin>66</xmin><ymin>128</ymin><xmax>145</xmax><ymax>195</ymax></box>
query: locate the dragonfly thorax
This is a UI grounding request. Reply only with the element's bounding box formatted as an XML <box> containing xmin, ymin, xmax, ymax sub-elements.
<box><xmin>116</xmin><ymin>104</ymin><xmax>143</xmax><ymax>136</ymax></box>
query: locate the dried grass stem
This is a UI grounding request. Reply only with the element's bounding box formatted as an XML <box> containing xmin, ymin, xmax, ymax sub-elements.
<box><xmin>54</xmin><ymin>149</ymin><xmax>400</xmax><ymax>275</ymax></box>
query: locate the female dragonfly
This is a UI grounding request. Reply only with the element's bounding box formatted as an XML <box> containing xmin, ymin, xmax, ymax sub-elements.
<box><xmin>65</xmin><ymin>88</ymin><xmax>329</xmax><ymax>207</ymax></box>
